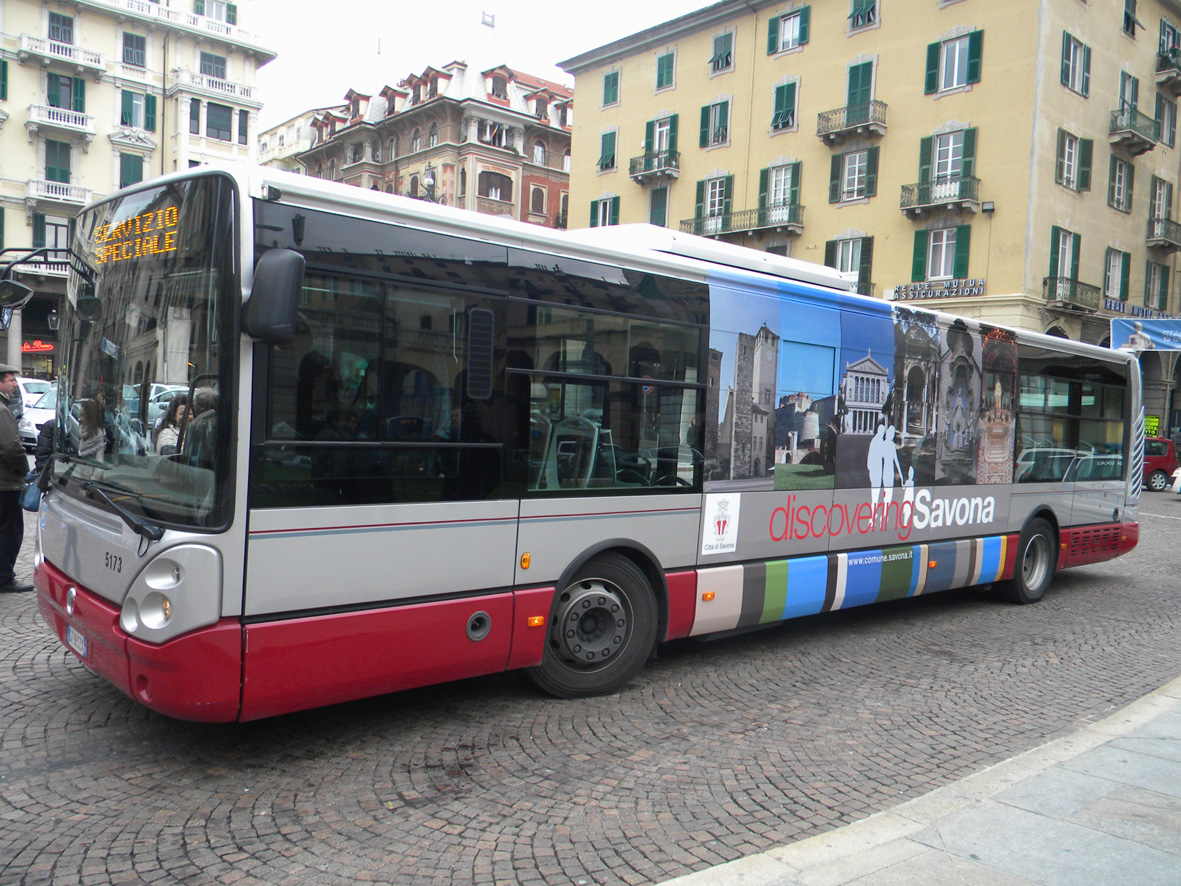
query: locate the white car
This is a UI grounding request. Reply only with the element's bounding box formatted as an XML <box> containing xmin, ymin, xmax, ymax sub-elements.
<box><xmin>19</xmin><ymin>387</ymin><xmax>57</xmax><ymax>450</ymax></box>
<box><xmin>1171</xmin><ymin>467</ymin><xmax>1181</xmax><ymax>494</ymax></box>
<box><xmin>17</xmin><ymin>378</ymin><xmax>52</xmax><ymax>409</ymax></box>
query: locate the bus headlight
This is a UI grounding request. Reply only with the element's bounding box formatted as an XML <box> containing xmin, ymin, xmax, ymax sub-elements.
<box><xmin>119</xmin><ymin>544</ymin><xmax>222</xmax><ymax>643</ymax></box>
<box><xmin>139</xmin><ymin>592</ymin><xmax>173</xmax><ymax>629</ymax></box>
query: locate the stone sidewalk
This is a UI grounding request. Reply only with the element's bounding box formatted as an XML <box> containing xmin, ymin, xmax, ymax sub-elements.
<box><xmin>662</xmin><ymin>675</ymin><xmax>1181</xmax><ymax>886</ymax></box>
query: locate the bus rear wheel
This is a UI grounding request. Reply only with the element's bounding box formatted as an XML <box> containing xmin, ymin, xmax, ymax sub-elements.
<box><xmin>1001</xmin><ymin>518</ymin><xmax>1056</xmax><ymax>605</ymax></box>
<box><xmin>528</xmin><ymin>553</ymin><xmax>657</xmax><ymax>698</ymax></box>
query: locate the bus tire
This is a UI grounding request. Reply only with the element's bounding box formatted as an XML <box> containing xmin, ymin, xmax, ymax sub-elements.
<box><xmin>528</xmin><ymin>553</ymin><xmax>658</xmax><ymax>698</ymax></box>
<box><xmin>1001</xmin><ymin>518</ymin><xmax>1056</xmax><ymax>605</ymax></box>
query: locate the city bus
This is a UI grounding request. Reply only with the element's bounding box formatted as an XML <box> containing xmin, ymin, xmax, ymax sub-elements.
<box><xmin>31</xmin><ymin>166</ymin><xmax>1141</xmax><ymax>722</ymax></box>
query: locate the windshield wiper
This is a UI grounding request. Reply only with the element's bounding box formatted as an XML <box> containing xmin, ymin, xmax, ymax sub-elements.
<box><xmin>82</xmin><ymin>481</ymin><xmax>164</xmax><ymax>542</ymax></box>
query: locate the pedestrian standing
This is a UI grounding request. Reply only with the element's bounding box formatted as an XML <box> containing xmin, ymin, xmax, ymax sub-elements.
<box><xmin>0</xmin><ymin>365</ymin><xmax>32</xmax><ymax>592</ymax></box>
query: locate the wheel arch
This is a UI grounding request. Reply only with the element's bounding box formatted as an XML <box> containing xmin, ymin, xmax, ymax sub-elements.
<box><xmin>1019</xmin><ymin>506</ymin><xmax>1060</xmax><ymax>567</ymax></box>
<box><xmin>553</xmin><ymin>539</ymin><xmax>670</xmax><ymax>644</ymax></box>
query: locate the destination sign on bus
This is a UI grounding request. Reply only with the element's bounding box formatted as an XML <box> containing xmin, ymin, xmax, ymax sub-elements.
<box><xmin>94</xmin><ymin>206</ymin><xmax>179</xmax><ymax>265</ymax></box>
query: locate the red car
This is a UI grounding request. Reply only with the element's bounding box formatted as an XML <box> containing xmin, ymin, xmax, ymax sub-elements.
<box><xmin>1144</xmin><ymin>437</ymin><xmax>1178</xmax><ymax>491</ymax></box>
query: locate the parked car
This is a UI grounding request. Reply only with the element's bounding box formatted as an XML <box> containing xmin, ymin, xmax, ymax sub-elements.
<box><xmin>146</xmin><ymin>385</ymin><xmax>188</xmax><ymax>431</ymax></box>
<box><xmin>1144</xmin><ymin>436</ymin><xmax>1178</xmax><ymax>491</ymax></box>
<box><xmin>17</xmin><ymin>378</ymin><xmax>51</xmax><ymax>409</ymax></box>
<box><xmin>18</xmin><ymin>387</ymin><xmax>57</xmax><ymax>451</ymax></box>
<box><xmin>1013</xmin><ymin>447</ymin><xmax>1079</xmax><ymax>483</ymax></box>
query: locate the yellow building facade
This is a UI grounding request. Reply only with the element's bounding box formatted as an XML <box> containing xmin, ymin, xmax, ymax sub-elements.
<box><xmin>561</xmin><ymin>0</ymin><xmax>1181</xmax><ymax>428</ymax></box>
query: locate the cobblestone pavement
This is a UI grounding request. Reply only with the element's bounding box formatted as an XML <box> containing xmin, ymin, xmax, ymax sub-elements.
<box><xmin>2</xmin><ymin>495</ymin><xmax>1180</xmax><ymax>886</ymax></box>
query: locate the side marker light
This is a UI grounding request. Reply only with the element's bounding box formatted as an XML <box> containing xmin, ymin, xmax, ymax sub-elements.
<box><xmin>702</xmin><ymin>591</ymin><xmax>716</xmax><ymax>602</ymax></box>
<box><xmin>527</xmin><ymin>615</ymin><xmax>545</xmax><ymax>628</ymax></box>
<box><xmin>520</xmin><ymin>552</ymin><xmax>531</xmax><ymax>569</ymax></box>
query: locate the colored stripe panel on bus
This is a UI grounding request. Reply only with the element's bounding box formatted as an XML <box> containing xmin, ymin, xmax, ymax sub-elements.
<box><xmin>691</xmin><ymin>534</ymin><xmax>1014</xmax><ymax>637</ymax></box>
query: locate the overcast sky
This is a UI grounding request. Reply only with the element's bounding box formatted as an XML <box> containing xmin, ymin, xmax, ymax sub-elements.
<box><xmin>252</xmin><ymin>0</ymin><xmax>709</xmax><ymax>129</ymax></box>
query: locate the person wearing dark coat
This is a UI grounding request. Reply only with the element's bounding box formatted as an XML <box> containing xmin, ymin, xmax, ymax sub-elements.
<box><xmin>0</xmin><ymin>365</ymin><xmax>32</xmax><ymax>592</ymax></box>
<box><xmin>34</xmin><ymin>418</ymin><xmax>56</xmax><ymax>473</ymax></box>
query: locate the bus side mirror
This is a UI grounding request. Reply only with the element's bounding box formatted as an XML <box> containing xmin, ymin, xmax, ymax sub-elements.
<box><xmin>242</xmin><ymin>248</ymin><xmax>304</xmax><ymax>345</ymax></box>
<box><xmin>0</xmin><ymin>279</ymin><xmax>34</xmax><ymax>310</ymax></box>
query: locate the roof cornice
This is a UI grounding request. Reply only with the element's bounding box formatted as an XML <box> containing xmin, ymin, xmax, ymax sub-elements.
<box><xmin>557</xmin><ymin>0</ymin><xmax>779</xmax><ymax>73</ymax></box>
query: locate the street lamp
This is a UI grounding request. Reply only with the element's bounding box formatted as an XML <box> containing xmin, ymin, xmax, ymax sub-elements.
<box><xmin>48</xmin><ymin>307</ymin><xmax>60</xmax><ymax>332</ymax></box>
<box><xmin>420</xmin><ymin>164</ymin><xmax>446</xmax><ymax>204</ymax></box>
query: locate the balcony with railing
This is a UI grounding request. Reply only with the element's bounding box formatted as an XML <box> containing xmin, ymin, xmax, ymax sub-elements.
<box><xmin>629</xmin><ymin>150</ymin><xmax>680</xmax><ymax>184</ymax></box>
<box><xmin>27</xmin><ymin>178</ymin><xmax>92</xmax><ymax>207</ymax></box>
<box><xmin>18</xmin><ymin>33</ymin><xmax>106</xmax><ymax>76</ymax></box>
<box><xmin>1147</xmin><ymin>216</ymin><xmax>1181</xmax><ymax>252</ymax></box>
<box><xmin>73</xmin><ymin>0</ymin><xmax>275</xmax><ymax>59</ymax></box>
<box><xmin>168</xmin><ymin>69</ymin><xmax>259</xmax><ymax>105</ymax></box>
<box><xmin>680</xmin><ymin>203</ymin><xmax>804</xmax><ymax>237</ymax></box>
<box><xmin>1157</xmin><ymin>49</ymin><xmax>1181</xmax><ymax>96</ymax></box>
<box><xmin>1043</xmin><ymin>276</ymin><xmax>1101</xmax><ymax>312</ymax></box>
<box><xmin>900</xmin><ymin>175</ymin><xmax>980</xmax><ymax>218</ymax></box>
<box><xmin>26</xmin><ymin>103</ymin><xmax>96</xmax><ymax>144</ymax></box>
<box><xmin>1109</xmin><ymin>106</ymin><xmax>1158</xmax><ymax>156</ymax></box>
<box><xmin>817</xmin><ymin>100</ymin><xmax>887</xmax><ymax>145</ymax></box>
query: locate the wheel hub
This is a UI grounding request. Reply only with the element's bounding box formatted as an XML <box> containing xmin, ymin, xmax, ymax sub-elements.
<box><xmin>553</xmin><ymin>580</ymin><xmax>629</xmax><ymax>665</ymax></box>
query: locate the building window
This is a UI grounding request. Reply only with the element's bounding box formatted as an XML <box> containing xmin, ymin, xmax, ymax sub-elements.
<box><xmin>198</xmin><ymin>1</ymin><xmax>237</xmax><ymax>25</ymax></box>
<box><xmin>913</xmin><ymin>226</ymin><xmax>970</xmax><ymax>282</ymax></box>
<box><xmin>1124</xmin><ymin>0</ymin><xmax>1142</xmax><ymax>38</ymax></box>
<box><xmin>530</xmin><ymin>187</ymin><xmax>545</xmax><ymax>215</ymax></box>
<box><xmin>926</xmin><ymin>32</ymin><xmax>983</xmax><ymax>94</ymax></box>
<box><xmin>700</xmin><ymin>99</ymin><xmax>729</xmax><ymax>146</ymax></box>
<box><xmin>120</xmin><ymin>91</ymin><xmax>156</xmax><ymax>131</ymax></box>
<box><xmin>123</xmin><ymin>33</ymin><xmax>146</xmax><ymax>67</ymax></box>
<box><xmin>535</xmin><ymin>98</ymin><xmax>548</xmax><ymax>119</ymax></box>
<box><xmin>477</xmin><ymin>121</ymin><xmax>503</xmax><ymax>147</ymax></box>
<box><xmin>769</xmin><ymin>8</ymin><xmax>810</xmax><ymax>53</ymax></box>
<box><xmin>389</xmin><ymin>137</ymin><xmax>398</xmax><ymax>158</ymax></box>
<box><xmin>1147</xmin><ymin>260</ymin><xmax>1168</xmax><ymax>308</ymax></box>
<box><xmin>650</xmin><ymin>187</ymin><xmax>668</xmax><ymax>227</ymax></box>
<box><xmin>1157</xmin><ymin>93</ymin><xmax>1177</xmax><ymax>147</ymax></box>
<box><xmin>478</xmin><ymin>171</ymin><xmax>512</xmax><ymax>201</ymax></box>
<box><xmin>697</xmin><ymin>176</ymin><xmax>732</xmax><ymax>233</ymax></box>
<box><xmin>837</xmin><ymin>238</ymin><xmax>863</xmax><ymax>274</ymax></box>
<box><xmin>1049</xmin><ymin>225</ymin><xmax>1080</xmax><ymax>283</ymax></box>
<box><xmin>491</xmin><ymin>75</ymin><xmax>508</xmax><ymax>100</ymax></box>
<box><xmin>849</xmin><ymin>0</ymin><xmax>877</xmax><ymax>30</ymax></box>
<box><xmin>1109</xmin><ymin>155</ymin><xmax>1134</xmax><ymax>212</ymax></box>
<box><xmin>120</xmin><ymin>153</ymin><xmax>144</xmax><ymax>188</ymax></box>
<box><xmin>1163</xmin><ymin>20</ymin><xmax>1181</xmax><ymax>58</ymax></box>
<box><xmin>825</xmin><ymin>236</ymin><xmax>874</xmax><ymax>293</ymax></box>
<box><xmin>761</xmin><ymin>162</ymin><xmax>800</xmax><ymax>222</ymax></box>
<box><xmin>428</xmin><ymin>123</ymin><xmax>438</xmax><ymax>147</ymax></box>
<box><xmin>1055</xmin><ymin>130</ymin><xmax>1092</xmax><ymax>191</ymax></box>
<box><xmin>412</xmin><ymin>128</ymin><xmax>421</xmax><ymax>152</ymax></box>
<box><xmin>771</xmin><ymin>82</ymin><xmax>796</xmax><ymax>130</ymax></box>
<box><xmin>591</xmin><ymin>196</ymin><xmax>619</xmax><ymax>227</ymax></box>
<box><xmin>45</xmin><ymin>139</ymin><xmax>71</xmax><ymax>183</ymax></box>
<box><xmin>598</xmin><ymin>131</ymin><xmax>617</xmax><ymax>171</ymax></box>
<box><xmin>603</xmin><ymin>70</ymin><xmax>620</xmax><ymax>106</ymax></box>
<box><xmin>533</xmin><ymin>140</ymin><xmax>546</xmax><ymax>165</ymax></box>
<box><xmin>1120</xmin><ymin>71</ymin><xmax>1140</xmax><ymax>110</ymax></box>
<box><xmin>1151</xmin><ymin>175</ymin><xmax>1174</xmax><ymax>221</ymax></box>
<box><xmin>1104</xmin><ymin>248</ymin><xmax>1130</xmax><ymax>301</ymax></box>
<box><xmin>206</xmin><ymin>102</ymin><xmax>232</xmax><ymax>141</ymax></box>
<box><xmin>459</xmin><ymin>169</ymin><xmax>466</xmax><ymax>198</ymax></box>
<box><xmin>48</xmin><ymin>12</ymin><xmax>73</xmax><ymax>44</ymax></box>
<box><xmin>200</xmin><ymin>52</ymin><xmax>227</xmax><ymax>79</ymax></box>
<box><xmin>239</xmin><ymin>109</ymin><xmax>249</xmax><ymax>145</ymax></box>
<box><xmin>1061</xmin><ymin>33</ymin><xmax>1091</xmax><ymax>96</ymax></box>
<box><xmin>710</xmin><ymin>32</ymin><xmax>734</xmax><ymax>73</ymax></box>
<box><xmin>47</xmin><ymin>74</ymin><xmax>83</xmax><ymax>112</ymax></box>
<box><xmin>830</xmin><ymin>147</ymin><xmax>879</xmax><ymax>201</ymax></box>
<box><xmin>656</xmin><ymin>52</ymin><xmax>675</xmax><ymax>90</ymax></box>
<box><xmin>189</xmin><ymin>99</ymin><xmax>201</xmax><ymax>134</ymax></box>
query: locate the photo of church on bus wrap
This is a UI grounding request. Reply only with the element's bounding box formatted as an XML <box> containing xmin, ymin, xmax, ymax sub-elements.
<box><xmin>702</xmin><ymin>287</ymin><xmax>1017</xmax><ymax>564</ymax></box>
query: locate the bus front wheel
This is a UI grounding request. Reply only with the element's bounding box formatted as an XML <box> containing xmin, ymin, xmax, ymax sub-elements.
<box><xmin>1001</xmin><ymin>518</ymin><xmax>1056</xmax><ymax>605</ymax></box>
<box><xmin>528</xmin><ymin>553</ymin><xmax>657</xmax><ymax>698</ymax></box>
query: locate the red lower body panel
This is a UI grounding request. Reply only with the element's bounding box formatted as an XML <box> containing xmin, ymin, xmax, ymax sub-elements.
<box><xmin>1058</xmin><ymin>521</ymin><xmax>1139</xmax><ymax>570</ymax></box>
<box><xmin>35</xmin><ymin>559</ymin><xmax>243</xmax><ymax>722</ymax></box>
<box><xmin>664</xmin><ymin>570</ymin><xmax>698</xmax><ymax>641</ymax></box>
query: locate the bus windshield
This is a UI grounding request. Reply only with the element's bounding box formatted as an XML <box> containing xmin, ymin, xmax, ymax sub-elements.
<box><xmin>53</xmin><ymin>174</ymin><xmax>237</xmax><ymax>529</ymax></box>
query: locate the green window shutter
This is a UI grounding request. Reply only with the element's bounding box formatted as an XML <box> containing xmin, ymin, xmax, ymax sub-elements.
<box><xmin>610</xmin><ymin>196</ymin><xmax>620</xmax><ymax>226</ymax></box>
<box><xmin>912</xmin><ymin>230</ymin><xmax>929</xmax><ymax>282</ymax></box>
<box><xmin>33</xmin><ymin>213</ymin><xmax>46</xmax><ymax>249</ymax></box>
<box><xmin>73</xmin><ymin>77</ymin><xmax>85</xmax><ymax>112</ymax></box>
<box><xmin>1055</xmin><ymin>129</ymin><xmax>1066</xmax><ymax>184</ymax></box>
<box><xmin>925</xmin><ymin>42</ymin><xmax>940</xmax><ymax>94</ymax></box>
<box><xmin>768</xmin><ymin>15</ymin><xmax>781</xmax><ymax>54</ymax></box>
<box><xmin>824</xmin><ymin>240</ymin><xmax>837</xmax><ymax>268</ymax></box>
<box><xmin>859</xmin><ymin>237</ymin><xmax>874</xmax><ymax>288</ymax></box>
<box><xmin>668</xmin><ymin>114</ymin><xmax>678</xmax><ymax>152</ymax></box>
<box><xmin>848</xmin><ymin>62</ymin><xmax>872</xmax><ymax>108</ymax></box>
<box><xmin>722</xmin><ymin>175</ymin><xmax>734</xmax><ymax>219</ymax></box>
<box><xmin>695</xmin><ymin>179</ymin><xmax>706</xmax><ymax>220</ymax></box>
<box><xmin>1078</xmin><ymin>138</ymin><xmax>1093</xmax><ymax>191</ymax></box>
<box><xmin>1160</xmin><ymin>263</ymin><xmax>1170</xmax><ymax>309</ymax></box>
<box><xmin>772</xmin><ymin>83</ymin><xmax>795</xmax><ymax>129</ymax></box>
<box><xmin>226</xmin><ymin>3</ymin><xmax>237</xmax><ymax>25</ymax></box>
<box><xmin>789</xmin><ymin>161</ymin><xmax>801</xmax><ymax>205</ymax></box>
<box><xmin>603</xmin><ymin>72</ymin><xmax>618</xmax><ymax>105</ymax></box>
<box><xmin>918</xmin><ymin>136</ymin><xmax>933</xmax><ymax>182</ymax></box>
<box><xmin>799</xmin><ymin>7</ymin><xmax>810</xmax><ymax>45</ymax></box>
<box><xmin>1121</xmin><ymin>252</ymin><xmax>1131</xmax><ymax>301</ymax></box>
<box><xmin>47</xmin><ymin>75</ymin><xmax>61</xmax><ymax>108</ymax></box>
<box><xmin>598</xmin><ymin>131</ymin><xmax>616</xmax><ymax>168</ymax></box>
<box><xmin>1049</xmin><ymin>225</ymin><xmax>1061</xmax><ymax>279</ymax></box>
<box><xmin>758</xmin><ymin>167</ymin><xmax>769</xmax><ymax>210</ymax></box>
<box><xmin>650</xmin><ymin>188</ymin><xmax>667</xmax><ymax>227</ymax></box>
<box><xmin>194</xmin><ymin>0</ymin><xmax>204</xmax><ymax>15</ymax></box>
<box><xmin>1082</xmin><ymin>44</ymin><xmax>1091</xmax><ymax>96</ymax></box>
<box><xmin>961</xmin><ymin>128</ymin><xmax>977</xmax><ymax>178</ymax></box>
<box><xmin>1167</xmin><ymin>182</ymin><xmax>1174</xmax><ymax>218</ymax></box>
<box><xmin>121</xmin><ymin>90</ymin><xmax>134</xmax><ymax>126</ymax></box>
<box><xmin>1</xmin><ymin>60</ymin><xmax>7</xmax><ymax>101</ymax></box>
<box><xmin>829</xmin><ymin>154</ymin><xmax>842</xmax><ymax>203</ymax></box>
<box><xmin>1127</xmin><ymin>163</ymin><xmax>1135</xmax><ymax>207</ymax></box>
<box><xmin>1070</xmin><ymin>234</ymin><xmax>1080</xmax><ymax>281</ymax></box>
<box><xmin>1061</xmin><ymin>32</ymin><xmax>1071</xmax><ymax>87</ymax></box>
<box><xmin>1108</xmin><ymin>154</ymin><xmax>1118</xmax><ymax>206</ymax></box>
<box><xmin>967</xmin><ymin>31</ymin><xmax>983</xmax><ymax>84</ymax></box>
<box><xmin>719</xmin><ymin>100</ymin><xmax>729</xmax><ymax>137</ymax></box>
<box><xmin>953</xmin><ymin>225</ymin><xmax>971</xmax><ymax>278</ymax></box>
<box><xmin>645</xmin><ymin>120</ymin><xmax>654</xmax><ymax>154</ymax></box>
<box><xmin>700</xmin><ymin>105</ymin><xmax>710</xmax><ymax>147</ymax></box>
<box><xmin>865</xmin><ymin>146</ymin><xmax>879</xmax><ymax>197</ymax></box>
<box><xmin>590</xmin><ymin>202</ymin><xmax>599</xmax><ymax>228</ymax></box>
<box><xmin>120</xmin><ymin>153</ymin><xmax>143</xmax><ymax>188</ymax></box>
<box><xmin>145</xmin><ymin>94</ymin><xmax>156</xmax><ymax>132</ymax></box>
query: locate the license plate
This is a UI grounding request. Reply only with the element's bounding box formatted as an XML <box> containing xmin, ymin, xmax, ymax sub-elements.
<box><xmin>66</xmin><ymin>625</ymin><xmax>88</xmax><ymax>658</ymax></box>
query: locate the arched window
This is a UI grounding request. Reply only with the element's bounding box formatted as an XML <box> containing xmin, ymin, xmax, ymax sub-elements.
<box><xmin>428</xmin><ymin>76</ymin><xmax>438</xmax><ymax>98</ymax></box>
<box><xmin>428</xmin><ymin>123</ymin><xmax>438</xmax><ymax>147</ymax></box>
<box><xmin>389</xmin><ymin>137</ymin><xmax>398</xmax><ymax>158</ymax></box>
<box><xmin>530</xmin><ymin>186</ymin><xmax>545</xmax><ymax>214</ymax></box>
<box><xmin>478</xmin><ymin>171</ymin><xmax>512</xmax><ymax>201</ymax></box>
<box><xmin>328</xmin><ymin>159</ymin><xmax>336</xmax><ymax>180</ymax></box>
<box><xmin>412</xmin><ymin>129</ymin><xmax>421</xmax><ymax>152</ymax></box>
<box><xmin>316</xmin><ymin>163</ymin><xmax>323</xmax><ymax>178</ymax></box>
<box><xmin>459</xmin><ymin>168</ymin><xmax>467</xmax><ymax>198</ymax></box>
<box><xmin>533</xmin><ymin>141</ymin><xmax>546</xmax><ymax>165</ymax></box>
<box><xmin>410</xmin><ymin>175</ymin><xmax>419</xmax><ymax>197</ymax></box>
<box><xmin>563</xmin><ymin>148</ymin><xmax>571</xmax><ymax>172</ymax></box>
